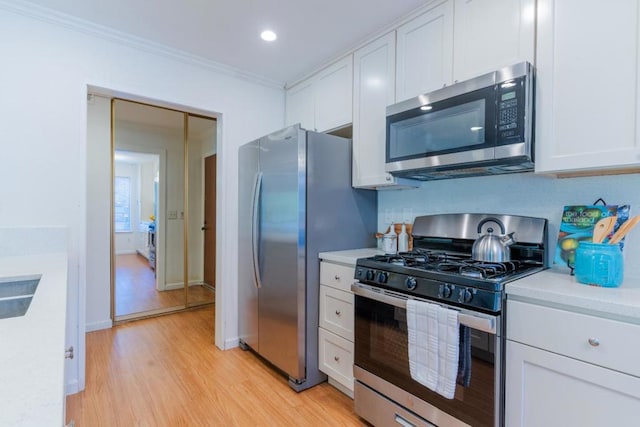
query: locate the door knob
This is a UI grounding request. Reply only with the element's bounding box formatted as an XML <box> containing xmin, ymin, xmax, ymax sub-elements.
<box><xmin>201</xmin><ymin>226</ymin><xmax>208</xmax><ymax>231</ymax></box>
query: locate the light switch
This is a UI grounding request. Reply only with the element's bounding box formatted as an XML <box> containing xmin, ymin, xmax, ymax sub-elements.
<box><xmin>168</xmin><ymin>210</ymin><xmax>178</xmax><ymax>220</ymax></box>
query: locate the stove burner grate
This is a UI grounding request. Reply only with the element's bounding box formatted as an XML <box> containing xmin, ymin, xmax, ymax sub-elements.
<box><xmin>371</xmin><ymin>251</ymin><xmax>529</xmax><ymax>280</ymax></box>
<box><xmin>436</xmin><ymin>260</ymin><xmax>523</xmax><ymax>279</ymax></box>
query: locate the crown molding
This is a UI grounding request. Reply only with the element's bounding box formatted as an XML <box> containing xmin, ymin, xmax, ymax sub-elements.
<box><xmin>0</xmin><ymin>0</ymin><xmax>285</xmax><ymax>90</ymax></box>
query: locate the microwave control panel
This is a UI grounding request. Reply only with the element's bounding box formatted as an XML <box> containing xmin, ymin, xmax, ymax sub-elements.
<box><xmin>496</xmin><ymin>75</ymin><xmax>526</xmax><ymax>145</ymax></box>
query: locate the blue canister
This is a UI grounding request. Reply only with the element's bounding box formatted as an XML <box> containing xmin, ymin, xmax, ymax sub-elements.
<box><xmin>574</xmin><ymin>242</ymin><xmax>624</xmax><ymax>287</ymax></box>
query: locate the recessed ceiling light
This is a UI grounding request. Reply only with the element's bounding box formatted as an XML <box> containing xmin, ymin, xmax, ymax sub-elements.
<box><xmin>261</xmin><ymin>30</ymin><xmax>277</xmax><ymax>42</ymax></box>
<box><xmin>420</xmin><ymin>105</ymin><xmax>432</xmax><ymax>111</ymax></box>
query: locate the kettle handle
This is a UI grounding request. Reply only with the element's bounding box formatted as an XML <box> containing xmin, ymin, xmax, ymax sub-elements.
<box><xmin>477</xmin><ymin>217</ymin><xmax>506</xmax><ymax>234</ymax></box>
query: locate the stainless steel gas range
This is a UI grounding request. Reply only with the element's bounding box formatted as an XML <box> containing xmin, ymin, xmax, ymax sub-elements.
<box><xmin>351</xmin><ymin>213</ymin><xmax>548</xmax><ymax>427</ymax></box>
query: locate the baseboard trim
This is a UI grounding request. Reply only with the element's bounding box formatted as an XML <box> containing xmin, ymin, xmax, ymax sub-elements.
<box><xmin>85</xmin><ymin>319</ymin><xmax>113</xmax><ymax>332</ymax></box>
<box><xmin>165</xmin><ymin>280</ymin><xmax>206</xmax><ymax>291</ymax></box>
<box><xmin>225</xmin><ymin>337</ymin><xmax>239</xmax><ymax>350</ymax></box>
<box><xmin>65</xmin><ymin>379</ymin><xmax>80</xmax><ymax>396</ymax></box>
<box><xmin>115</xmin><ymin>249</ymin><xmax>137</xmax><ymax>255</ymax></box>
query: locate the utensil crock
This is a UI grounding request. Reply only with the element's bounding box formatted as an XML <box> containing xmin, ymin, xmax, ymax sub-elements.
<box><xmin>574</xmin><ymin>242</ymin><xmax>623</xmax><ymax>287</ymax></box>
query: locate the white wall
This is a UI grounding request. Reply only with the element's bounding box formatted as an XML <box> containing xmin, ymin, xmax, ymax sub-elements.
<box><xmin>0</xmin><ymin>2</ymin><xmax>284</xmax><ymax>393</ymax></box>
<box><xmin>378</xmin><ymin>172</ymin><xmax>640</xmax><ymax>277</ymax></box>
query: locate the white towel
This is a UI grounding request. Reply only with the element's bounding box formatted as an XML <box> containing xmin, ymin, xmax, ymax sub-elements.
<box><xmin>407</xmin><ymin>299</ymin><xmax>460</xmax><ymax>399</ymax></box>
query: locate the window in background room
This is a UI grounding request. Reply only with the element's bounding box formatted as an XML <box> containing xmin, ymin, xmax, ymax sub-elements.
<box><xmin>114</xmin><ymin>176</ymin><xmax>132</xmax><ymax>232</ymax></box>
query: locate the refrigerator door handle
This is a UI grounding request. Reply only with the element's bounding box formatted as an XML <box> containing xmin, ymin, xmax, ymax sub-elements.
<box><xmin>251</xmin><ymin>172</ymin><xmax>263</xmax><ymax>289</ymax></box>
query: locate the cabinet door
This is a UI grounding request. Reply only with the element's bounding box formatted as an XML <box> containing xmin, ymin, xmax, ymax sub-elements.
<box><xmin>285</xmin><ymin>80</ymin><xmax>315</xmax><ymax>130</ymax></box>
<box><xmin>452</xmin><ymin>0</ymin><xmax>535</xmax><ymax>82</ymax></box>
<box><xmin>506</xmin><ymin>340</ymin><xmax>640</xmax><ymax>427</ymax></box>
<box><xmin>352</xmin><ymin>32</ymin><xmax>402</xmax><ymax>188</ymax></box>
<box><xmin>315</xmin><ymin>56</ymin><xmax>353</xmax><ymax>132</ymax></box>
<box><xmin>535</xmin><ymin>0</ymin><xmax>640</xmax><ymax>173</ymax></box>
<box><xmin>396</xmin><ymin>0</ymin><xmax>454</xmax><ymax>102</ymax></box>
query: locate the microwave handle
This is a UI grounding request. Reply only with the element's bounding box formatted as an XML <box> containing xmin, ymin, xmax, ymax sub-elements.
<box><xmin>352</xmin><ymin>282</ymin><xmax>496</xmax><ymax>334</ymax></box>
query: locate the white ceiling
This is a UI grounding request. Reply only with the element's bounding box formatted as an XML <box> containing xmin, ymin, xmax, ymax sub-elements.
<box><xmin>25</xmin><ymin>0</ymin><xmax>429</xmax><ymax>85</ymax></box>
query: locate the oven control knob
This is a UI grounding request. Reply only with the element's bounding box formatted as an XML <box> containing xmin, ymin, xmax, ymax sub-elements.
<box><xmin>441</xmin><ymin>284</ymin><xmax>453</xmax><ymax>299</ymax></box>
<box><xmin>405</xmin><ymin>277</ymin><xmax>417</xmax><ymax>290</ymax></box>
<box><xmin>377</xmin><ymin>272</ymin><xmax>388</xmax><ymax>283</ymax></box>
<box><xmin>459</xmin><ymin>288</ymin><xmax>473</xmax><ymax>303</ymax></box>
<box><xmin>366</xmin><ymin>270</ymin><xmax>375</xmax><ymax>281</ymax></box>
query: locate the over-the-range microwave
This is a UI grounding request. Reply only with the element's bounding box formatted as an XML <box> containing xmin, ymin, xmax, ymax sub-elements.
<box><xmin>385</xmin><ymin>62</ymin><xmax>534</xmax><ymax>181</ymax></box>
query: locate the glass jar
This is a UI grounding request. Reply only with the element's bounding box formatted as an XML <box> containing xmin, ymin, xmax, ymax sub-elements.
<box><xmin>574</xmin><ymin>242</ymin><xmax>624</xmax><ymax>287</ymax></box>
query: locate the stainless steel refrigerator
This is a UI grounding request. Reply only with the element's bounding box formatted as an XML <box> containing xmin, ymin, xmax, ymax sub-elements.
<box><xmin>238</xmin><ymin>124</ymin><xmax>377</xmax><ymax>391</ymax></box>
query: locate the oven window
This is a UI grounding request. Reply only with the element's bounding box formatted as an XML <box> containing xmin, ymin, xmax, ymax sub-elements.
<box><xmin>355</xmin><ymin>296</ymin><xmax>496</xmax><ymax>427</ymax></box>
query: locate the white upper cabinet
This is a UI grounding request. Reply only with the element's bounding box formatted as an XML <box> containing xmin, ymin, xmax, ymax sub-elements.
<box><xmin>395</xmin><ymin>0</ymin><xmax>454</xmax><ymax>102</ymax></box>
<box><xmin>452</xmin><ymin>0</ymin><xmax>535</xmax><ymax>82</ymax></box>
<box><xmin>285</xmin><ymin>56</ymin><xmax>353</xmax><ymax>133</ymax></box>
<box><xmin>535</xmin><ymin>0</ymin><xmax>640</xmax><ymax>174</ymax></box>
<box><xmin>285</xmin><ymin>79</ymin><xmax>315</xmax><ymax>131</ymax></box>
<box><xmin>315</xmin><ymin>57</ymin><xmax>353</xmax><ymax>132</ymax></box>
<box><xmin>353</xmin><ymin>33</ymin><xmax>415</xmax><ymax>189</ymax></box>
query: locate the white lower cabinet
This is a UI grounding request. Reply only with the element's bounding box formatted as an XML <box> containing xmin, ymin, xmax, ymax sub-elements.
<box><xmin>506</xmin><ymin>340</ymin><xmax>640</xmax><ymax>426</ymax></box>
<box><xmin>506</xmin><ymin>299</ymin><xmax>640</xmax><ymax>426</ymax></box>
<box><xmin>318</xmin><ymin>328</ymin><xmax>355</xmax><ymax>395</ymax></box>
<box><xmin>319</xmin><ymin>260</ymin><xmax>356</xmax><ymax>396</ymax></box>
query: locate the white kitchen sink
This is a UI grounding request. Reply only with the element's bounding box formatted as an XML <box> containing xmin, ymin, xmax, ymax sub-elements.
<box><xmin>0</xmin><ymin>276</ymin><xmax>40</xmax><ymax>319</ymax></box>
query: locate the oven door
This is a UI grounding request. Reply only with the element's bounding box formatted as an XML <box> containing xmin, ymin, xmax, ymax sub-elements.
<box><xmin>352</xmin><ymin>283</ymin><xmax>501</xmax><ymax>427</ymax></box>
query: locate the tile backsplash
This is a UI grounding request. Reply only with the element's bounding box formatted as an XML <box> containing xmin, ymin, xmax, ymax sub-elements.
<box><xmin>378</xmin><ymin>172</ymin><xmax>640</xmax><ymax>278</ymax></box>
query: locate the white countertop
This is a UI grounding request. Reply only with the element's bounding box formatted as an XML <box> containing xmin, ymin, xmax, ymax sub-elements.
<box><xmin>506</xmin><ymin>268</ymin><xmax>640</xmax><ymax>323</ymax></box>
<box><xmin>318</xmin><ymin>248</ymin><xmax>384</xmax><ymax>266</ymax></box>
<box><xmin>0</xmin><ymin>253</ymin><xmax>68</xmax><ymax>427</ymax></box>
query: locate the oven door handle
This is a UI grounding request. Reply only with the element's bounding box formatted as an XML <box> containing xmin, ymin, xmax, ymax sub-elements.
<box><xmin>352</xmin><ymin>282</ymin><xmax>497</xmax><ymax>334</ymax></box>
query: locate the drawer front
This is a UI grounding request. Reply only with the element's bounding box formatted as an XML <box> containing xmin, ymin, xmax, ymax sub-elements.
<box><xmin>319</xmin><ymin>328</ymin><xmax>354</xmax><ymax>391</ymax></box>
<box><xmin>319</xmin><ymin>285</ymin><xmax>354</xmax><ymax>340</ymax></box>
<box><xmin>320</xmin><ymin>261</ymin><xmax>356</xmax><ymax>293</ymax></box>
<box><xmin>508</xmin><ymin>299</ymin><xmax>640</xmax><ymax>377</ymax></box>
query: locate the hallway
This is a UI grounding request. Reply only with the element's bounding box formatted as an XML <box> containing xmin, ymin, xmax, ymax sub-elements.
<box><xmin>115</xmin><ymin>254</ymin><xmax>214</xmax><ymax>317</ymax></box>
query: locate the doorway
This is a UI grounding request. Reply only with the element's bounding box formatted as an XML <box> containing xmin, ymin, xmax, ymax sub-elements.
<box><xmin>112</xmin><ymin>99</ymin><xmax>217</xmax><ymax>321</ymax></box>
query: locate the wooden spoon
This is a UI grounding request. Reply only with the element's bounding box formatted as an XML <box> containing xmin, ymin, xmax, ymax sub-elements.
<box><xmin>610</xmin><ymin>215</ymin><xmax>640</xmax><ymax>244</ymax></box>
<box><xmin>592</xmin><ymin>216</ymin><xmax>617</xmax><ymax>243</ymax></box>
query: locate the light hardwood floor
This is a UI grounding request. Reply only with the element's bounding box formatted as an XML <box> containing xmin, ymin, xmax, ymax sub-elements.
<box><xmin>115</xmin><ymin>254</ymin><xmax>215</xmax><ymax>317</ymax></box>
<box><xmin>66</xmin><ymin>306</ymin><xmax>367</xmax><ymax>426</ymax></box>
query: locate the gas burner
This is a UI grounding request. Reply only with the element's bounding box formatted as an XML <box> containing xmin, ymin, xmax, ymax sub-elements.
<box><xmin>435</xmin><ymin>259</ymin><xmax>523</xmax><ymax>279</ymax></box>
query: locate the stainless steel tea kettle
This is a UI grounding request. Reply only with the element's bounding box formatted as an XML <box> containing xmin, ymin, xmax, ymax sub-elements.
<box><xmin>472</xmin><ymin>217</ymin><xmax>516</xmax><ymax>262</ymax></box>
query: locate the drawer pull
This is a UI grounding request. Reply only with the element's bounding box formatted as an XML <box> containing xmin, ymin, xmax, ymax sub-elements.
<box><xmin>335</xmin><ymin>310</ymin><xmax>341</xmax><ymax>316</ymax></box>
<box><xmin>334</xmin><ymin>274</ymin><xmax>340</xmax><ymax>281</ymax></box>
<box><xmin>588</xmin><ymin>337</ymin><xmax>600</xmax><ymax>347</ymax></box>
<box><xmin>334</xmin><ymin>356</ymin><xmax>340</xmax><ymax>362</ymax></box>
